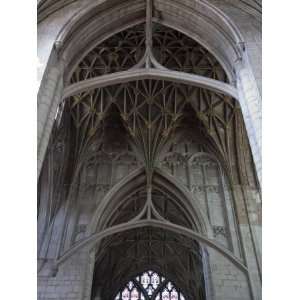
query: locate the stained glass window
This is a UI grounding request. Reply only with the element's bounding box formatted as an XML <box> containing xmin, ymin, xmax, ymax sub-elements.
<box><xmin>114</xmin><ymin>270</ymin><xmax>186</xmax><ymax>300</ymax></box>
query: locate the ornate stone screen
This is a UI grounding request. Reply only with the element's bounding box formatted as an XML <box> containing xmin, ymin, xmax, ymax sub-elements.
<box><xmin>114</xmin><ymin>270</ymin><xmax>186</xmax><ymax>300</ymax></box>
<box><xmin>38</xmin><ymin>6</ymin><xmax>260</xmax><ymax>300</ymax></box>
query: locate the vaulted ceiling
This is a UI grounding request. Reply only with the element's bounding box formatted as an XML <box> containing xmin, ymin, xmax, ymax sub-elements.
<box><xmin>37</xmin><ymin>0</ymin><xmax>262</xmax><ymax>23</ymax></box>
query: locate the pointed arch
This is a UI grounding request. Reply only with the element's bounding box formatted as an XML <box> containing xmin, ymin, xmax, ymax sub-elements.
<box><xmin>55</xmin><ymin>170</ymin><xmax>247</xmax><ymax>276</ymax></box>
<box><xmin>87</xmin><ymin>167</ymin><xmax>211</xmax><ymax>236</ymax></box>
<box><xmin>54</xmin><ymin>0</ymin><xmax>245</xmax><ymax>83</ymax></box>
<box><xmin>63</xmin><ymin>68</ymin><xmax>238</xmax><ymax>100</ymax></box>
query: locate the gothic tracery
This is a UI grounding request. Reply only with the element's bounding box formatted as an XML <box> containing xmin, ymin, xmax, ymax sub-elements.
<box><xmin>70</xmin><ymin>23</ymin><xmax>228</xmax><ymax>84</ymax></box>
<box><xmin>114</xmin><ymin>270</ymin><xmax>186</xmax><ymax>300</ymax></box>
<box><xmin>37</xmin><ymin>2</ymin><xmax>261</xmax><ymax>299</ymax></box>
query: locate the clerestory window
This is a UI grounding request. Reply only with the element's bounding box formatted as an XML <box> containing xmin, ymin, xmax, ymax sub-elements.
<box><xmin>114</xmin><ymin>270</ymin><xmax>186</xmax><ymax>300</ymax></box>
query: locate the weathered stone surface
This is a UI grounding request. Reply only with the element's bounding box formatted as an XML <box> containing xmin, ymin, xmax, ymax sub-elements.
<box><xmin>37</xmin><ymin>1</ymin><xmax>261</xmax><ymax>299</ymax></box>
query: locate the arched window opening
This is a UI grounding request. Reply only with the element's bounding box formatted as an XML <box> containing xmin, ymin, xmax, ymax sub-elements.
<box><xmin>114</xmin><ymin>270</ymin><xmax>186</xmax><ymax>300</ymax></box>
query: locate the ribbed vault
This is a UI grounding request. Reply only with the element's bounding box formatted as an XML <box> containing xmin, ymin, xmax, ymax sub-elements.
<box><xmin>38</xmin><ymin>5</ymin><xmax>260</xmax><ymax>299</ymax></box>
<box><xmin>69</xmin><ymin>23</ymin><xmax>228</xmax><ymax>84</ymax></box>
<box><xmin>37</xmin><ymin>0</ymin><xmax>261</xmax><ymax>24</ymax></box>
<box><xmin>53</xmin><ymin>0</ymin><xmax>246</xmax><ymax>84</ymax></box>
<box><xmin>65</xmin><ymin>78</ymin><xmax>239</xmax><ymax>182</ymax></box>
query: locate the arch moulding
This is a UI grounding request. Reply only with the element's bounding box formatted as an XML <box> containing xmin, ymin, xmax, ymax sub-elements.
<box><xmin>38</xmin><ymin>0</ymin><xmax>261</xmax><ymax>187</ymax></box>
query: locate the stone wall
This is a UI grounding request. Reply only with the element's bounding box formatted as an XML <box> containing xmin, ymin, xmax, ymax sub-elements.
<box><xmin>37</xmin><ymin>1</ymin><xmax>262</xmax><ymax>299</ymax></box>
<box><xmin>38</xmin><ymin>250</ymin><xmax>91</xmax><ymax>300</ymax></box>
<box><xmin>208</xmin><ymin>249</ymin><xmax>252</xmax><ymax>300</ymax></box>
<box><xmin>38</xmin><ymin>124</ymin><xmax>261</xmax><ymax>299</ymax></box>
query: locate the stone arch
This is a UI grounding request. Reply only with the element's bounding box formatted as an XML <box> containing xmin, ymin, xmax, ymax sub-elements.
<box><xmin>54</xmin><ymin>0</ymin><xmax>244</xmax><ymax>79</ymax></box>
<box><xmin>158</xmin><ymin>123</ymin><xmax>235</xmax><ymax>186</ymax></box>
<box><xmin>38</xmin><ymin>0</ymin><xmax>262</xmax><ymax>186</ymax></box>
<box><xmin>84</xmin><ymin>223</ymin><xmax>252</xmax><ymax>300</ymax></box>
<box><xmin>63</xmin><ymin>69</ymin><xmax>238</xmax><ymax>99</ymax></box>
<box><xmin>56</xmin><ymin>218</ymin><xmax>248</xmax><ymax>276</ymax></box>
<box><xmin>111</xmin><ymin>267</ymin><xmax>190</xmax><ymax>300</ymax></box>
<box><xmin>188</xmin><ymin>152</ymin><xmax>227</xmax><ymax>178</ymax></box>
<box><xmin>87</xmin><ymin>167</ymin><xmax>212</xmax><ymax>237</ymax></box>
<box><xmin>37</xmin><ymin>3</ymin><xmax>261</xmax><ymax>300</ymax></box>
<box><xmin>52</xmin><ymin>165</ymin><xmax>252</xmax><ymax>299</ymax></box>
<box><xmin>54</xmin><ymin>166</ymin><xmax>248</xmax><ymax>277</ymax></box>
<box><xmin>63</xmin><ymin>20</ymin><xmax>236</xmax><ymax>85</ymax></box>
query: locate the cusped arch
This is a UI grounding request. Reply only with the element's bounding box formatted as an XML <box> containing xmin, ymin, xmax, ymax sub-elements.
<box><xmin>67</xmin><ymin>22</ymin><xmax>230</xmax><ymax>84</ymax></box>
<box><xmin>159</xmin><ymin>126</ymin><xmax>234</xmax><ymax>182</ymax></box>
<box><xmin>189</xmin><ymin>151</ymin><xmax>228</xmax><ymax>178</ymax></box>
<box><xmin>153</xmin><ymin>168</ymin><xmax>211</xmax><ymax>235</ymax></box>
<box><xmin>87</xmin><ymin>167</ymin><xmax>211</xmax><ymax>237</ymax></box>
<box><xmin>54</xmin><ymin>0</ymin><xmax>245</xmax><ymax>84</ymax></box>
<box><xmin>87</xmin><ymin>166</ymin><xmax>147</xmax><ymax>234</ymax></box>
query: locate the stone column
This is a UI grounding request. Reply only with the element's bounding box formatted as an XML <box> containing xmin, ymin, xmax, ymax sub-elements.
<box><xmin>38</xmin><ymin>249</ymin><xmax>91</xmax><ymax>300</ymax></box>
<box><xmin>202</xmin><ymin>247</ymin><xmax>215</xmax><ymax>300</ymax></box>
<box><xmin>38</xmin><ymin>47</ymin><xmax>65</xmax><ymax>178</ymax></box>
<box><xmin>231</xmin><ymin>185</ymin><xmax>261</xmax><ymax>300</ymax></box>
<box><xmin>80</xmin><ymin>249</ymin><xmax>96</xmax><ymax>300</ymax></box>
<box><xmin>242</xmin><ymin>185</ymin><xmax>262</xmax><ymax>274</ymax></box>
<box><xmin>235</xmin><ymin>55</ymin><xmax>262</xmax><ymax>186</ymax></box>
